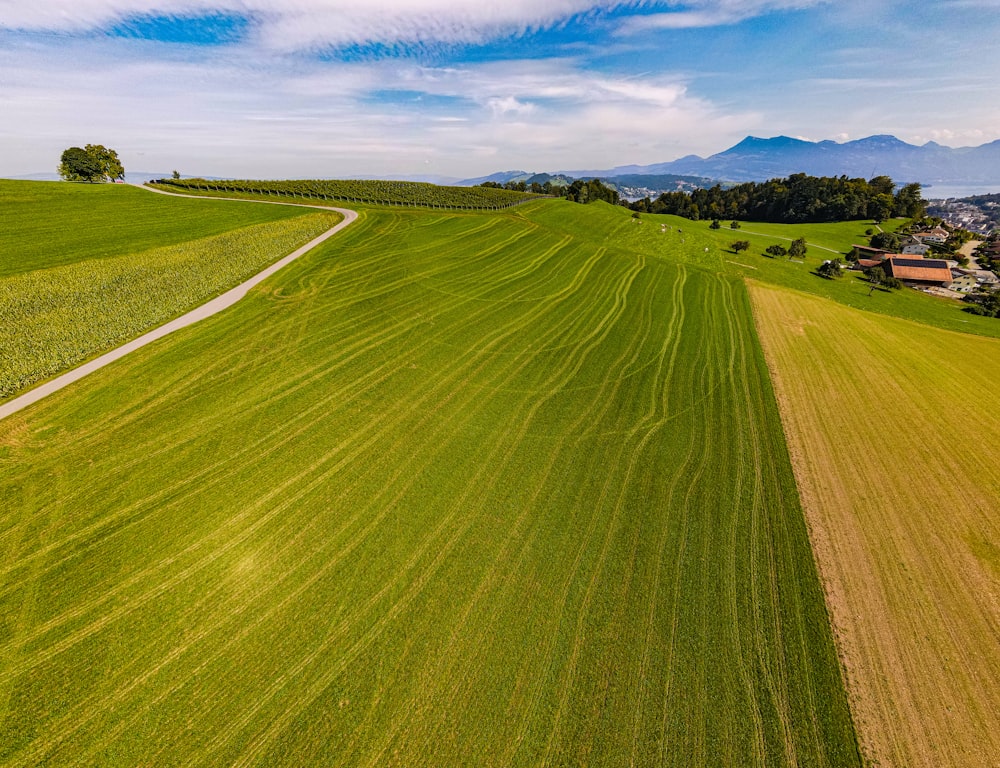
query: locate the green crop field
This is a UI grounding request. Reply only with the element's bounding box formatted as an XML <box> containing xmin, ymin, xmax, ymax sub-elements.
<box><xmin>0</xmin><ymin>212</ymin><xmax>339</xmax><ymax>399</ymax></box>
<box><xmin>151</xmin><ymin>177</ymin><xmax>544</xmax><ymax>210</ymax></box>
<box><xmin>0</xmin><ymin>194</ymin><xmax>860</xmax><ymax>766</ymax></box>
<box><xmin>0</xmin><ymin>180</ymin><xmax>318</xmax><ymax>277</ymax></box>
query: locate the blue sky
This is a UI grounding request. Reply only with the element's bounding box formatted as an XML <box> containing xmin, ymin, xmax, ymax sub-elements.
<box><xmin>1</xmin><ymin>1</ymin><xmax>999</xmax><ymax>179</ymax></box>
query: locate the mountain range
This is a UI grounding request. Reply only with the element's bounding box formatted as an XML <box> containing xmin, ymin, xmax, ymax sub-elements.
<box><xmin>460</xmin><ymin>135</ymin><xmax>1000</xmax><ymax>191</ymax></box>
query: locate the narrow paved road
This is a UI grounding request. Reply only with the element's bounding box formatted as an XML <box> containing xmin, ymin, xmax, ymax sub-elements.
<box><xmin>0</xmin><ymin>188</ymin><xmax>357</xmax><ymax>422</ymax></box>
<box><xmin>958</xmin><ymin>239</ymin><xmax>983</xmax><ymax>270</ymax></box>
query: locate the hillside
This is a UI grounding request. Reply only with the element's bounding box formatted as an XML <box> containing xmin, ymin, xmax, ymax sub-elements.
<box><xmin>0</xmin><ymin>191</ymin><xmax>860</xmax><ymax>766</ymax></box>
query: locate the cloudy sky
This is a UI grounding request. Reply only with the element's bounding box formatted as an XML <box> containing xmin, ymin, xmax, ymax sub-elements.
<box><xmin>2</xmin><ymin>0</ymin><xmax>999</xmax><ymax>179</ymax></box>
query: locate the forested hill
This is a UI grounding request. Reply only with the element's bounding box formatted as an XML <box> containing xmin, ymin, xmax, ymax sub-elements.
<box><xmin>630</xmin><ymin>174</ymin><xmax>925</xmax><ymax>223</ymax></box>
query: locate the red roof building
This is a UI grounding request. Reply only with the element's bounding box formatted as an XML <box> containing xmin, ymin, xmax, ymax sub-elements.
<box><xmin>883</xmin><ymin>257</ymin><xmax>953</xmax><ymax>285</ymax></box>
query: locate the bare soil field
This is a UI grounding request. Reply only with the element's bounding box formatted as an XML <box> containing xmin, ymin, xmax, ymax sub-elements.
<box><xmin>749</xmin><ymin>280</ymin><xmax>1000</xmax><ymax>768</ymax></box>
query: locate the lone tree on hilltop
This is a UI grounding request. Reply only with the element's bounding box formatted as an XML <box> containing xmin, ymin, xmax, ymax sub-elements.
<box><xmin>58</xmin><ymin>144</ymin><xmax>124</xmax><ymax>182</ymax></box>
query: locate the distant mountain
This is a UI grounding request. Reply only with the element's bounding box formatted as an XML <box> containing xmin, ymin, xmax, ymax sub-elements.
<box><xmin>456</xmin><ymin>169</ymin><xmax>717</xmax><ymax>199</ymax></box>
<box><xmin>457</xmin><ymin>170</ymin><xmax>531</xmax><ymax>186</ymax></box>
<box><xmin>555</xmin><ymin>135</ymin><xmax>1000</xmax><ymax>186</ymax></box>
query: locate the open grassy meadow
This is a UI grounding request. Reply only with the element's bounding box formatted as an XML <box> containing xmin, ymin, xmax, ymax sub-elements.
<box><xmin>0</xmin><ymin>196</ymin><xmax>860</xmax><ymax>766</ymax></box>
<box><xmin>0</xmin><ymin>180</ymin><xmax>320</xmax><ymax>277</ymax></box>
<box><xmin>750</xmin><ymin>281</ymin><xmax>1000</xmax><ymax>768</ymax></box>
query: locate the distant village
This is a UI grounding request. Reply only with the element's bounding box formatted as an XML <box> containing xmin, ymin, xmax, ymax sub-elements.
<box><xmin>926</xmin><ymin>194</ymin><xmax>1000</xmax><ymax>234</ymax></box>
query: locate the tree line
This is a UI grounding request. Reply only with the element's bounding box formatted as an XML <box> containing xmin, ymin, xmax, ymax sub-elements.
<box><xmin>629</xmin><ymin>174</ymin><xmax>925</xmax><ymax>223</ymax></box>
<box><xmin>484</xmin><ymin>172</ymin><xmax>926</xmax><ymax>223</ymax></box>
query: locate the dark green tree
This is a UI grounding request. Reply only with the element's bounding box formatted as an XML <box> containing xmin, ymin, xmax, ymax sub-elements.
<box><xmin>788</xmin><ymin>237</ymin><xmax>808</xmax><ymax>259</ymax></box>
<box><xmin>58</xmin><ymin>144</ymin><xmax>124</xmax><ymax>182</ymax></box>
<box><xmin>730</xmin><ymin>240</ymin><xmax>750</xmax><ymax>253</ymax></box>
<box><xmin>865</xmin><ymin>265</ymin><xmax>886</xmax><ymax>295</ymax></box>
<box><xmin>893</xmin><ymin>183</ymin><xmax>925</xmax><ymax>218</ymax></box>
<box><xmin>816</xmin><ymin>258</ymin><xmax>843</xmax><ymax>278</ymax></box>
<box><xmin>870</xmin><ymin>231</ymin><xmax>901</xmax><ymax>251</ymax></box>
<box><xmin>709</xmin><ymin>219</ymin><xmax>721</xmax><ymax>229</ymax></box>
<box><xmin>58</xmin><ymin>147</ymin><xmax>102</xmax><ymax>182</ymax></box>
<box><xmin>730</xmin><ymin>220</ymin><xmax>740</xmax><ymax>229</ymax></box>
<box><xmin>765</xmin><ymin>244</ymin><xmax>787</xmax><ymax>259</ymax></box>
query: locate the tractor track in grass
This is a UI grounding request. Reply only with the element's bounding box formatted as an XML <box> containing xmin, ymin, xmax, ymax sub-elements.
<box><xmin>0</xmin><ymin>186</ymin><xmax>357</xmax><ymax>423</ymax></box>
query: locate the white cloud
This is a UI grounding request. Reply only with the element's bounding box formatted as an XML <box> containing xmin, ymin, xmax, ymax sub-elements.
<box><xmin>0</xmin><ymin>1</ymin><xmax>638</xmax><ymax>47</ymax></box>
<box><xmin>0</xmin><ymin>37</ymin><xmax>760</xmax><ymax>178</ymax></box>
<box><xmin>0</xmin><ymin>1</ymin><xmax>831</xmax><ymax>50</ymax></box>
<box><xmin>486</xmin><ymin>96</ymin><xmax>535</xmax><ymax>116</ymax></box>
<box><xmin>618</xmin><ymin>0</ymin><xmax>825</xmax><ymax>32</ymax></box>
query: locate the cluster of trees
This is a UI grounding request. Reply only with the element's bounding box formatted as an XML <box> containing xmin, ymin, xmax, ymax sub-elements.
<box><xmin>482</xmin><ymin>177</ymin><xmax>621</xmax><ymax>205</ymax></box>
<box><xmin>964</xmin><ymin>292</ymin><xmax>1000</xmax><ymax>317</ymax></box>
<box><xmin>563</xmin><ymin>178</ymin><xmax>620</xmax><ymax>205</ymax></box>
<box><xmin>760</xmin><ymin>238</ymin><xmax>807</xmax><ymax>260</ymax></box>
<box><xmin>480</xmin><ymin>179</ymin><xmax>558</xmax><ymax>195</ymax></box>
<box><xmin>630</xmin><ymin>174</ymin><xmax>925</xmax><ymax>223</ymax></box>
<box><xmin>58</xmin><ymin>144</ymin><xmax>124</xmax><ymax>183</ymax></box>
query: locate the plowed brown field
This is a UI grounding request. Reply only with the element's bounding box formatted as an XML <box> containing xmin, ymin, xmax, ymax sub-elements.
<box><xmin>749</xmin><ymin>280</ymin><xmax>1000</xmax><ymax>768</ymax></box>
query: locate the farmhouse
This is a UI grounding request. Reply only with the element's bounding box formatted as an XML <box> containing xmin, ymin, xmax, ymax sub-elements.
<box><xmin>948</xmin><ymin>272</ymin><xmax>980</xmax><ymax>293</ymax></box>
<box><xmin>883</xmin><ymin>257</ymin><xmax>953</xmax><ymax>286</ymax></box>
<box><xmin>900</xmin><ymin>236</ymin><xmax>931</xmax><ymax>256</ymax></box>
<box><xmin>913</xmin><ymin>227</ymin><xmax>949</xmax><ymax>244</ymax></box>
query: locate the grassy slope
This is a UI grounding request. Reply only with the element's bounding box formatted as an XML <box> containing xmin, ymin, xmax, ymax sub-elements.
<box><xmin>749</xmin><ymin>281</ymin><xmax>1000</xmax><ymax>768</ymax></box>
<box><xmin>0</xmin><ymin>201</ymin><xmax>860</xmax><ymax>766</ymax></box>
<box><xmin>579</xmin><ymin>207</ymin><xmax>1000</xmax><ymax>339</ymax></box>
<box><xmin>0</xmin><ymin>180</ymin><xmax>317</xmax><ymax>277</ymax></box>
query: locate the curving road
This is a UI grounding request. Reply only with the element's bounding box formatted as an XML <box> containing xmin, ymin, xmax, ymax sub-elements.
<box><xmin>0</xmin><ymin>187</ymin><xmax>357</xmax><ymax>422</ymax></box>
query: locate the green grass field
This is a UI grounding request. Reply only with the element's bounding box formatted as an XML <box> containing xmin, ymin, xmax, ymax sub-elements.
<box><xmin>591</xmin><ymin>207</ymin><xmax>1000</xmax><ymax>339</ymax></box>
<box><xmin>0</xmin><ymin>180</ymin><xmax>319</xmax><ymax>277</ymax></box>
<box><xmin>0</xmin><ymin>196</ymin><xmax>860</xmax><ymax>766</ymax></box>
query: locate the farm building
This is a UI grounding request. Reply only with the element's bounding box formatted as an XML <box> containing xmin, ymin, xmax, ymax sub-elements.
<box><xmin>851</xmin><ymin>245</ymin><xmax>890</xmax><ymax>261</ymax></box>
<box><xmin>883</xmin><ymin>257</ymin><xmax>953</xmax><ymax>286</ymax></box>
<box><xmin>855</xmin><ymin>258</ymin><xmax>885</xmax><ymax>270</ymax></box>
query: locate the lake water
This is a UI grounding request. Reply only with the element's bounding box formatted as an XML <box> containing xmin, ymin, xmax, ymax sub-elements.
<box><xmin>922</xmin><ymin>184</ymin><xmax>1000</xmax><ymax>200</ymax></box>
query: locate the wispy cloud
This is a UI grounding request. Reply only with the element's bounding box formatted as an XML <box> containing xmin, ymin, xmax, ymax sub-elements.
<box><xmin>617</xmin><ymin>0</ymin><xmax>825</xmax><ymax>32</ymax></box>
<box><xmin>0</xmin><ymin>1</ymin><xmax>828</xmax><ymax>50</ymax></box>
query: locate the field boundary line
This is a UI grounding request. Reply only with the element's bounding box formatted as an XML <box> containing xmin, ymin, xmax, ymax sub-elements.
<box><xmin>0</xmin><ymin>188</ymin><xmax>358</xmax><ymax>422</ymax></box>
<box><xmin>738</xmin><ymin>230</ymin><xmax>840</xmax><ymax>254</ymax></box>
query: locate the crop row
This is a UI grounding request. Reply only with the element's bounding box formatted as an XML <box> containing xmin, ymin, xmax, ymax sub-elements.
<box><xmin>153</xmin><ymin>177</ymin><xmax>546</xmax><ymax>210</ymax></box>
<box><xmin>0</xmin><ymin>213</ymin><xmax>338</xmax><ymax>399</ymax></box>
